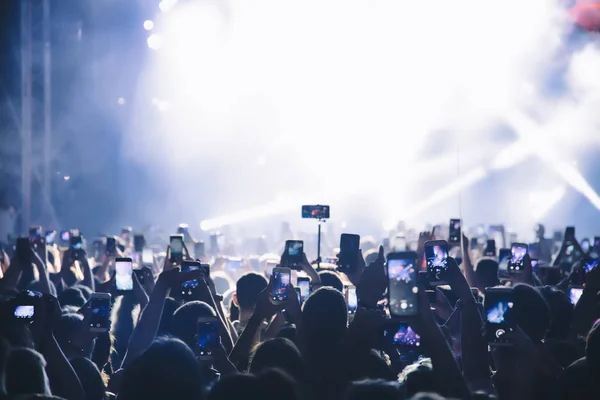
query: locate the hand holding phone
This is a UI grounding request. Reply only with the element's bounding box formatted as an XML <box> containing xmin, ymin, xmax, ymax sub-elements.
<box><xmin>387</xmin><ymin>252</ymin><xmax>419</xmax><ymax>317</ymax></box>
<box><xmin>424</xmin><ymin>240</ymin><xmax>448</xmax><ymax>284</ymax></box>
<box><xmin>484</xmin><ymin>287</ymin><xmax>514</xmax><ymax>346</ymax></box>
<box><xmin>271</xmin><ymin>267</ymin><xmax>291</xmax><ymax>304</ymax></box>
<box><xmin>508</xmin><ymin>243</ymin><xmax>528</xmax><ymax>274</ymax></box>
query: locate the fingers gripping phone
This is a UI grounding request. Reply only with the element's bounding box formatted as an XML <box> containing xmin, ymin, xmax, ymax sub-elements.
<box><xmin>89</xmin><ymin>293</ymin><xmax>112</xmax><ymax>332</ymax></box>
<box><xmin>271</xmin><ymin>267</ymin><xmax>291</xmax><ymax>304</ymax></box>
<box><xmin>338</xmin><ymin>233</ymin><xmax>360</xmax><ymax>272</ymax></box>
<box><xmin>285</xmin><ymin>240</ymin><xmax>304</xmax><ymax>269</ymax></box>
<box><xmin>115</xmin><ymin>258</ymin><xmax>133</xmax><ymax>291</ymax></box>
<box><xmin>346</xmin><ymin>285</ymin><xmax>357</xmax><ymax>314</ymax></box>
<box><xmin>169</xmin><ymin>235</ymin><xmax>184</xmax><ymax>264</ymax></box>
<box><xmin>197</xmin><ymin>317</ymin><xmax>219</xmax><ymax>360</ymax></box>
<box><xmin>297</xmin><ymin>276</ymin><xmax>311</xmax><ymax>302</ymax></box>
<box><xmin>387</xmin><ymin>252</ymin><xmax>419</xmax><ymax>317</ymax></box>
<box><xmin>508</xmin><ymin>243</ymin><xmax>528</xmax><ymax>274</ymax></box>
<box><xmin>424</xmin><ymin>240</ymin><xmax>448</xmax><ymax>284</ymax></box>
<box><xmin>484</xmin><ymin>287</ymin><xmax>514</xmax><ymax>346</ymax></box>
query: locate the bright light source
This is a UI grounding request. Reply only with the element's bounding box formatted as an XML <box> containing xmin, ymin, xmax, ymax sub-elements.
<box><xmin>159</xmin><ymin>0</ymin><xmax>178</xmax><ymax>13</ymax></box>
<box><xmin>147</xmin><ymin>34</ymin><xmax>163</xmax><ymax>50</ymax></box>
<box><xmin>63</xmin><ymin>176</ymin><xmax>71</xmax><ymax>181</ymax></box>
<box><xmin>117</xmin><ymin>97</ymin><xmax>126</xmax><ymax>105</ymax></box>
<box><xmin>143</xmin><ymin>20</ymin><xmax>154</xmax><ymax>31</ymax></box>
<box><xmin>157</xmin><ymin>101</ymin><xmax>169</xmax><ymax>112</ymax></box>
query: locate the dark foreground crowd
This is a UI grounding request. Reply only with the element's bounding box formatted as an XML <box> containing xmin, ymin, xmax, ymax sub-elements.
<box><xmin>0</xmin><ymin>221</ymin><xmax>599</xmax><ymax>400</ymax></box>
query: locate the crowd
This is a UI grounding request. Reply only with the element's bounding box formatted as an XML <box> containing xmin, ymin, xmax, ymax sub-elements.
<box><xmin>0</xmin><ymin>218</ymin><xmax>599</xmax><ymax>400</ymax></box>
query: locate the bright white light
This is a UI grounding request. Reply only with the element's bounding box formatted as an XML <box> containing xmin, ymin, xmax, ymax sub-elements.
<box><xmin>146</xmin><ymin>34</ymin><xmax>163</xmax><ymax>50</ymax></box>
<box><xmin>117</xmin><ymin>97</ymin><xmax>126</xmax><ymax>105</ymax></box>
<box><xmin>158</xmin><ymin>0</ymin><xmax>178</xmax><ymax>13</ymax></box>
<box><xmin>529</xmin><ymin>186</ymin><xmax>566</xmax><ymax>220</ymax></box>
<box><xmin>157</xmin><ymin>101</ymin><xmax>169</xmax><ymax>112</ymax></box>
<box><xmin>143</xmin><ymin>20</ymin><xmax>154</xmax><ymax>31</ymax></box>
<box><xmin>63</xmin><ymin>176</ymin><xmax>71</xmax><ymax>181</ymax></box>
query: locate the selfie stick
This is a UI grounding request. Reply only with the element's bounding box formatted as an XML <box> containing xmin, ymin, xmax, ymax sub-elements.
<box><xmin>317</xmin><ymin>219</ymin><xmax>323</xmax><ymax>270</ymax></box>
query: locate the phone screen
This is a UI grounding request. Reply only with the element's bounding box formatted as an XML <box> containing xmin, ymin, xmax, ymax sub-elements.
<box><xmin>271</xmin><ymin>269</ymin><xmax>291</xmax><ymax>302</ymax></box>
<box><xmin>45</xmin><ymin>231</ymin><xmax>56</xmax><ymax>245</ymax></box>
<box><xmin>339</xmin><ymin>234</ymin><xmax>360</xmax><ymax>270</ymax></box>
<box><xmin>60</xmin><ymin>230</ymin><xmax>70</xmax><ymax>242</ymax></box>
<box><xmin>387</xmin><ymin>257</ymin><xmax>418</xmax><ymax>316</ymax></box>
<box><xmin>301</xmin><ymin>205</ymin><xmax>330</xmax><ymax>219</ymax></box>
<box><xmin>498</xmin><ymin>248</ymin><xmax>510</xmax><ymax>271</ymax></box>
<box><xmin>181</xmin><ymin>262</ymin><xmax>200</xmax><ymax>298</ymax></box>
<box><xmin>569</xmin><ymin>287</ymin><xmax>584</xmax><ymax>305</ymax></box>
<box><xmin>115</xmin><ymin>260</ymin><xmax>133</xmax><ymax>291</ymax></box>
<box><xmin>347</xmin><ymin>286</ymin><xmax>357</xmax><ymax>313</ymax></box>
<box><xmin>142</xmin><ymin>248</ymin><xmax>153</xmax><ymax>264</ymax></box>
<box><xmin>170</xmin><ymin>236</ymin><xmax>184</xmax><ymax>261</ymax></box>
<box><xmin>286</xmin><ymin>240</ymin><xmax>304</xmax><ymax>264</ymax></box>
<box><xmin>425</xmin><ymin>241</ymin><xmax>448</xmax><ymax>276</ymax></box>
<box><xmin>90</xmin><ymin>296</ymin><xmax>111</xmax><ymax>330</ymax></box>
<box><xmin>508</xmin><ymin>243</ymin><xmax>527</xmax><ymax>273</ymax></box>
<box><xmin>71</xmin><ymin>236</ymin><xmax>83</xmax><ymax>251</ymax></box>
<box><xmin>197</xmin><ymin>319</ymin><xmax>219</xmax><ymax>358</ymax></box>
<box><xmin>226</xmin><ymin>257</ymin><xmax>242</xmax><ymax>270</ymax></box>
<box><xmin>297</xmin><ymin>278</ymin><xmax>310</xmax><ymax>302</ymax></box>
<box><xmin>484</xmin><ymin>240</ymin><xmax>496</xmax><ymax>256</ymax></box>
<box><xmin>449</xmin><ymin>219</ymin><xmax>461</xmax><ymax>244</ymax></box>
<box><xmin>594</xmin><ymin>237</ymin><xmax>600</xmax><ymax>250</ymax></box>
<box><xmin>14</xmin><ymin>305</ymin><xmax>35</xmax><ymax>320</ymax></box>
<box><xmin>392</xmin><ymin>324</ymin><xmax>421</xmax><ymax>348</ymax></box>
<box><xmin>484</xmin><ymin>289</ymin><xmax>514</xmax><ymax>345</ymax></box>
<box><xmin>583</xmin><ymin>259</ymin><xmax>598</xmax><ymax>273</ymax></box>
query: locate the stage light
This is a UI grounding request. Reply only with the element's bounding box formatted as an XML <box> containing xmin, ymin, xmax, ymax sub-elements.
<box><xmin>117</xmin><ymin>97</ymin><xmax>126</xmax><ymax>105</ymax></box>
<box><xmin>159</xmin><ymin>0</ymin><xmax>178</xmax><ymax>13</ymax></box>
<box><xmin>143</xmin><ymin>20</ymin><xmax>155</xmax><ymax>31</ymax></box>
<box><xmin>147</xmin><ymin>34</ymin><xmax>163</xmax><ymax>50</ymax></box>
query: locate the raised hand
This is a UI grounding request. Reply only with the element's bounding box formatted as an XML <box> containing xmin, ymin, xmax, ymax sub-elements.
<box><xmin>356</xmin><ymin>246</ymin><xmax>387</xmax><ymax>309</ymax></box>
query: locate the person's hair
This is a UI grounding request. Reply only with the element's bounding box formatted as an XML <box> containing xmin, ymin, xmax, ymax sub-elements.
<box><xmin>317</xmin><ymin>271</ymin><xmax>344</xmax><ymax>292</ymax></box>
<box><xmin>398</xmin><ymin>358</ymin><xmax>435</xmax><ymax>397</ymax></box>
<box><xmin>300</xmin><ymin>287</ymin><xmax>347</xmax><ymax>348</ymax></box>
<box><xmin>586</xmin><ymin>320</ymin><xmax>600</xmax><ymax>375</ymax></box>
<box><xmin>363</xmin><ymin>249</ymin><xmax>379</xmax><ymax>266</ymax></box>
<box><xmin>58</xmin><ymin>287</ymin><xmax>86</xmax><ymax>308</ymax></box>
<box><xmin>28</xmin><ymin>280</ymin><xmax>57</xmax><ymax>297</ymax></box>
<box><xmin>118</xmin><ymin>337</ymin><xmax>205</xmax><ymax>400</ymax></box>
<box><xmin>171</xmin><ymin>301</ymin><xmax>216</xmax><ymax>350</ymax></box>
<box><xmin>213</xmin><ymin>276</ymin><xmax>232</xmax><ymax>296</ymax></box>
<box><xmin>235</xmin><ymin>272</ymin><xmax>268</xmax><ymax>311</ymax></box>
<box><xmin>346</xmin><ymin>379</ymin><xmax>403</xmax><ymax>400</ymax></box>
<box><xmin>55</xmin><ymin>313</ymin><xmax>84</xmax><ymax>346</ymax></box>
<box><xmin>475</xmin><ymin>259</ymin><xmax>499</xmax><ymax>288</ymax></box>
<box><xmin>254</xmin><ymin>368</ymin><xmax>302</xmax><ymax>400</ymax></box>
<box><xmin>207</xmin><ymin>373</ymin><xmax>261</xmax><ymax>400</ymax></box>
<box><xmin>249</xmin><ymin>338</ymin><xmax>306</xmax><ymax>384</ymax></box>
<box><xmin>229</xmin><ymin>297</ymin><xmax>239</xmax><ymax>322</ymax></box>
<box><xmin>511</xmin><ymin>284</ymin><xmax>551</xmax><ymax>342</ymax></box>
<box><xmin>409</xmin><ymin>393</ymin><xmax>446</xmax><ymax>400</ymax></box>
<box><xmin>157</xmin><ymin>297</ymin><xmax>179</xmax><ymax>336</ymax></box>
<box><xmin>72</xmin><ymin>284</ymin><xmax>93</xmax><ymax>301</ymax></box>
<box><xmin>4</xmin><ymin>347</ymin><xmax>51</xmax><ymax>396</ymax></box>
<box><xmin>70</xmin><ymin>357</ymin><xmax>106</xmax><ymax>400</ymax></box>
<box><xmin>538</xmin><ymin>285</ymin><xmax>573</xmax><ymax>340</ymax></box>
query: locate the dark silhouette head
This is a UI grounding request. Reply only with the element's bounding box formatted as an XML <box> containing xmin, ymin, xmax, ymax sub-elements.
<box><xmin>157</xmin><ymin>297</ymin><xmax>179</xmax><ymax>336</ymax></box>
<box><xmin>346</xmin><ymin>379</ymin><xmax>402</xmax><ymax>400</ymax></box>
<box><xmin>5</xmin><ymin>347</ymin><xmax>51</xmax><ymax>397</ymax></box>
<box><xmin>586</xmin><ymin>320</ymin><xmax>600</xmax><ymax>376</ymax></box>
<box><xmin>70</xmin><ymin>357</ymin><xmax>106</xmax><ymax>400</ymax></box>
<box><xmin>475</xmin><ymin>259</ymin><xmax>499</xmax><ymax>288</ymax></box>
<box><xmin>249</xmin><ymin>338</ymin><xmax>306</xmax><ymax>384</ymax></box>
<box><xmin>399</xmin><ymin>358</ymin><xmax>436</xmax><ymax>397</ymax></box>
<box><xmin>117</xmin><ymin>337</ymin><xmax>205</xmax><ymax>400</ymax></box>
<box><xmin>511</xmin><ymin>284</ymin><xmax>551</xmax><ymax>342</ymax></box>
<box><xmin>317</xmin><ymin>271</ymin><xmax>344</xmax><ymax>292</ymax></box>
<box><xmin>171</xmin><ymin>301</ymin><xmax>216</xmax><ymax>350</ymax></box>
<box><xmin>58</xmin><ymin>287</ymin><xmax>86</xmax><ymax>308</ymax></box>
<box><xmin>539</xmin><ymin>285</ymin><xmax>573</xmax><ymax>340</ymax></box>
<box><xmin>300</xmin><ymin>287</ymin><xmax>347</xmax><ymax>350</ymax></box>
<box><xmin>234</xmin><ymin>272</ymin><xmax>268</xmax><ymax>313</ymax></box>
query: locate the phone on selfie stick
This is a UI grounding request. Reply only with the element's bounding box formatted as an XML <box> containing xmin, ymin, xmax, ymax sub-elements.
<box><xmin>301</xmin><ymin>205</ymin><xmax>330</xmax><ymax>270</ymax></box>
<box><xmin>89</xmin><ymin>293</ymin><xmax>112</xmax><ymax>332</ymax></box>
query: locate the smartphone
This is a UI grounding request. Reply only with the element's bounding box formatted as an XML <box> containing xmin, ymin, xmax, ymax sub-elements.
<box><xmin>449</xmin><ymin>219</ymin><xmax>461</xmax><ymax>244</ymax></box>
<box><xmin>181</xmin><ymin>261</ymin><xmax>201</xmax><ymax>300</ymax></box>
<box><xmin>346</xmin><ymin>285</ymin><xmax>358</xmax><ymax>314</ymax></box>
<box><xmin>115</xmin><ymin>258</ymin><xmax>133</xmax><ymax>291</ymax></box>
<box><xmin>484</xmin><ymin>239</ymin><xmax>496</xmax><ymax>257</ymax></box>
<box><xmin>106</xmin><ymin>237</ymin><xmax>116</xmax><ymax>256</ymax></box>
<box><xmin>484</xmin><ymin>287</ymin><xmax>514</xmax><ymax>346</ymax></box>
<box><xmin>424</xmin><ymin>240</ymin><xmax>448</xmax><ymax>284</ymax></box>
<box><xmin>70</xmin><ymin>235</ymin><xmax>83</xmax><ymax>251</ymax></box>
<box><xmin>301</xmin><ymin>205</ymin><xmax>330</xmax><ymax>219</ymax></box>
<box><xmin>297</xmin><ymin>276</ymin><xmax>311</xmax><ymax>302</ymax></box>
<box><xmin>225</xmin><ymin>257</ymin><xmax>242</xmax><ymax>271</ymax></box>
<box><xmin>89</xmin><ymin>293</ymin><xmax>112</xmax><ymax>332</ymax></box>
<box><xmin>594</xmin><ymin>236</ymin><xmax>600</xmax><ymax>251</ymax></box>
<box><xmin>271</xmin><ymin>267</ymin><xmax>291</xmax><ymax>304</ymax></box>
<box><xmin>16</xmin><ymin>238</ymin><xmax>32</xmax><ymax>266</ymax></box>
<box><xmin>565</xmin><ymin>226</ymin><xmax>575</xmax><ymax>240</ymax></box>
<box><xmin>387</xmin><ymin>252</ymin><xmax>419</xmax><ymax>317</ymax></box>
<box><xmin>568</xmin><ymin>286</ymin><xmax>584</xmax><ymax>305</ymax></box>
<box><xmin>134</xmin><ymin>234</ymin><xmax>145</xmax><ymax>253</ymax></box>
<box><xmin>285</xmin><ymin>240</ymin><xmax>304</xmax><ymax>267</ymax></box>
<box><xmin>338</xmin><ymin>233</ymin><xmax>360</xmax><ymax>272</ymax></box>
<box><xmin>142</xmin><ymin>248</ymin><xmax>153</xmax><ymax>264</ymax></box>
<box><xmin>60</xmin><ymin>230</ymin><xmax>70</xmax><ymax>245</ymax></box>
<box><xmin>582</xmin><ymin>258</ymin><xmax>598</xmax><ymax>274</ymax></box>
<box><xmin>197</xmin><ymin>317</ymin><xmax>219</xmax><ymax>360</ymax></box>
<box><xmin>508</xmin><ymin>243</ymin><xmax>528</xmax><ymax>274</ymax></box>
<box><xmin>169</xmin><ymin>235</ymin><xmax>184</xmax><ymax>264</ymax></box>
<box><xmin>45</xmin><ymin>230</ymin><xmax>56</xmax><ymax>245</ymax></box>
<box><xmin>194</xmin><ymin>241</ymin><xmax>205</xmax><ymax>259</ymax></box>
<box><xmin>389</xmin><ymin>323</ymin><xmax>421</xmax><ymax>348</ymax></box>
<box><xmin>580</xmin><ymin>238</ymin><xmax>590</xmax><ymax>254</ymax></box>
<box><xmin>498</xmin><ymin>248</ymin><xmax>510</xmax><ymax>271</ymax></box>
<box><xmin>13</xmin><ymin>304</ymin><xmax>35</xmax><ymax>321</ymax></box>
<box><xmin>295</xmin><ymin>287</ymin><xmax>302</xmax><ymax>304</ymax></box>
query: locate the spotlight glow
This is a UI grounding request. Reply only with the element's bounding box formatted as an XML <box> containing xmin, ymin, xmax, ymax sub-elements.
<box><xmin>146</xmin><ymin>34</ymin><xmax>163</xmax><ymax>50</ymax></box>
<box><xmin>143</xmin><ymin>20</ymin><xmax>155</xmax><ymax>31</ymax></box>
